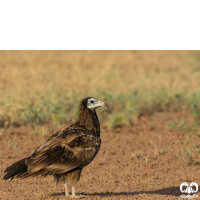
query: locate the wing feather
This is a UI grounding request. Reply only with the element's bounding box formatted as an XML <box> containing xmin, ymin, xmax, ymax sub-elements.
<box><xmin>24</xmin><ymin>127</ymin><xmax>101</xmax><ymax>176</ymax></box>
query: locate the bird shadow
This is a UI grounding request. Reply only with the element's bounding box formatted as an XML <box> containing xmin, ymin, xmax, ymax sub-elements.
<box><xmin>51</xmin><ymin>186</ymin><xmax>184</xmax><ymax>197</ymax></box>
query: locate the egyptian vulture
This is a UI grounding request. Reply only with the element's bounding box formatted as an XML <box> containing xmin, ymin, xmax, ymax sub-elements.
<box><xmin>3</xmin><ymin>97</ymin><xmax>109</xmax><ymax>198</ymax></box>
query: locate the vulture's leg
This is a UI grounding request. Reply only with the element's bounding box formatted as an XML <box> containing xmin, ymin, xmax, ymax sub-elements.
<box><xmin>65</xmin><ymin>182</ymin><xmax>70</xmax><ymax>196</ymax></box>
<box><xmin>72</xmin><ymin>185</ymin><xmax>76</xmax><ymax>197</ymax></box>
<box><xmin>70</xmin><ymin>185</ymin><xmax>85</xmax><ymax>198</ymax></box>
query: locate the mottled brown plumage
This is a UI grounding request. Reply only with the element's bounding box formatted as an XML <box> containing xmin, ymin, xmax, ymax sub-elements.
<box><xmin>3</xmin><ymin>97</ymin><xmax>109</xmax><ymax>198</ymax></box>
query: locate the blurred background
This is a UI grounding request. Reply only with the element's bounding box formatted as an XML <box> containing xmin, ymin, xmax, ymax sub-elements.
<box><xmin>1</xmin><ymin>51</ymin><xmax>200</xmax><ymax>199</ymax></box>
<box><xmin>1</xmin><ymin>50</ymin><xmax>200</xmax><ymax>130</ymax></box>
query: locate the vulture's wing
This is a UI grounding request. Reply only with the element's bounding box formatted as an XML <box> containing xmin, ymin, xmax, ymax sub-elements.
<box><xmin>23</xmin><ymin>127</ymin><xmax>101</xmax><ymax>176</ymax></box>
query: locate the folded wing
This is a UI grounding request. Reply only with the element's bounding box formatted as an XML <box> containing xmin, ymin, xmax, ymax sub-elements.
<box><xmin>4</xmin><ymin>127</ymin><xmax>101</xmax><ymax>180</ymax></box>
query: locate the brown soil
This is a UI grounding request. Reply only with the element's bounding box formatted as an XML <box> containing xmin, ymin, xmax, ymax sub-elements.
<box><xmin>1</xmin><ymin>112</ymin><xmax>200</xmax><ymax>200</ymax></box>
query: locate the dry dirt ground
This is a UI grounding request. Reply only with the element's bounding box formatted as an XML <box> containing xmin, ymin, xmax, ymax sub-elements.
<box><xmin>1</xmin><ymin>51</ymin><xmax>200</xmax><ymax>200</ymax></box>
<box><xmin>1</xmin><ymin>112</ymin><xmax>200</xmax><ymax>200</ymax></box>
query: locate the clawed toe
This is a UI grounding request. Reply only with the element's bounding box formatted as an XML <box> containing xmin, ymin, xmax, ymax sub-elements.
<box><xmin>70</xmin><ymin>195</ymin><xmax>85</xmax><ymax>198</ymax></box>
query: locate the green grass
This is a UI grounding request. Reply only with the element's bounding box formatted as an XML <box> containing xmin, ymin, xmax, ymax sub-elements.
<box><xmin>1</xmin><ymin>89</ymin><xmax>200</xmax><ymax>129</ymax></box>
<box><xmin>182</xmin><ymin>145</ymin><xmax>192</xmax><ymax>162</ymax></box>
<box><xmin>138</xmin><ymin>151</ymin><xmax>143</xmax><ymax>158</ymax></box>
<box><xmin>167</xmin><ymin>119</ymin><xmax>190</xmax><ymax>132</ymax></box>
<box><xmin>1</xmin><ymin>51</ymin><xmax>200</xmax><ymax>130</ymax></box>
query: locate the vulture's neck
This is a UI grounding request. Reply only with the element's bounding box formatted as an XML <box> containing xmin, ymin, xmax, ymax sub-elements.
<box><xmin>77</xmin><ymin>105</ymin><xmax>100</xmax><ymax>137</ymax></box>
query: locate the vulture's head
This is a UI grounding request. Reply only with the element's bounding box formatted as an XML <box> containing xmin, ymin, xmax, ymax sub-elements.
<box><xmin>81</xmin><ymin>97</ymin><xmax>109</xmax><ymax>110</ymax></box>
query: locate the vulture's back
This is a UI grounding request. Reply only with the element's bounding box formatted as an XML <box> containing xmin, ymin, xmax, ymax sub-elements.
<box><xmin>4</xmin><ymin>126</ymin><xmax>101</xmax><ymax>181</ymax></box>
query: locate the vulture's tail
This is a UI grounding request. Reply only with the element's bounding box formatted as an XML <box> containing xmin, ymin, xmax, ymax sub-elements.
<box><xmin>3</xmin><ymin>158</ymin><xmax>28</xmax><ymax>181</ymax></box>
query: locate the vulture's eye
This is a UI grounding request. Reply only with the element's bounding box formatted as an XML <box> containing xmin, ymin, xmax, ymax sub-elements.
<box><xmin>90</xmin><ymin>100</ymin><xmax>94</xmax><ymax>104</ymax></box>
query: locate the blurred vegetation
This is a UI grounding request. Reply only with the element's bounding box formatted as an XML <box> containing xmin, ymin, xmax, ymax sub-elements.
<box><xmin>0</xmin><ymin>50</ymin><xmax>200</xmax><ymax>129</ymax></box>
<box><xmin>1</xmin><ymin>90</ymin><xmax>200</xmax><ymax>129</ymax></box>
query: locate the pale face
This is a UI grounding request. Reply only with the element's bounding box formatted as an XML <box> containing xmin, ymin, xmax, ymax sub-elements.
<box><xmin>87</xmin><ymin>98</ymin><xmax>109</xmax><ymax>110</ymax></box>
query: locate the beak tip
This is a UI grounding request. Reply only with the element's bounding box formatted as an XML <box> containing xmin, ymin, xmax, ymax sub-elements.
<box><xmin>105</xmin><ymin>103</ymin><xmax>109</xmax><ymax>109</ymax></box>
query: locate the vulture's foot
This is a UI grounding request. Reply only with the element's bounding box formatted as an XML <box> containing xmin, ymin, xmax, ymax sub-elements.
<box><xmin>70</xmin><ymin>195</ymin><xmax>85</xmax><ymax>198</ymax></box>
<box><xmin>68</xmin><ymin>185</ymin><xmax>85</xmax><ymax>198</ymax></box>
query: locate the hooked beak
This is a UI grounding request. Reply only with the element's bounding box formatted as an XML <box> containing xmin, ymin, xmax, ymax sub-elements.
<box><xmin>96</xmin><ymin>101</ymin><xmax>109</xmax><ymax>109</ymax></box>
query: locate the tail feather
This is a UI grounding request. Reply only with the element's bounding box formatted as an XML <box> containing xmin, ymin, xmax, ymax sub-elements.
<box><xmin>3</xmin><ymin>158</ymin><xmax>28</xmax><ymax>181</ymax></box>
